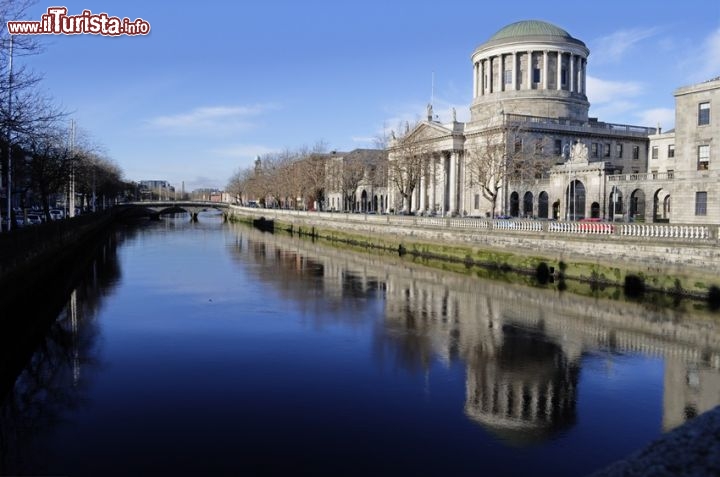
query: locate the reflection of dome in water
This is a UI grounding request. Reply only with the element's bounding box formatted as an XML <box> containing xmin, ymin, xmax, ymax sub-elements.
<box><xmin>464</xmin><ymin>324</ymin><xmax>578</xmax><ymax>446</ymax></box>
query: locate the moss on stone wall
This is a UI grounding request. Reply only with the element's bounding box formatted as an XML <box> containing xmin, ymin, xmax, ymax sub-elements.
<box><xmin>230</xmin><ymin>211</ymin><xmax>718</xmax><ymax>305</ymax></box>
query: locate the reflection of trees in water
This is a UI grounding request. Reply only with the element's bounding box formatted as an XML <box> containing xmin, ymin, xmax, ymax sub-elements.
<box><xmin>227</xmin><ymin>233</ymin><xmax>385</xmax><ymax>326</ymax></box>
<box><xmin>0</xmin><ymin>231</ymin><xmax>122</xmax><ymax>475</ymax></box>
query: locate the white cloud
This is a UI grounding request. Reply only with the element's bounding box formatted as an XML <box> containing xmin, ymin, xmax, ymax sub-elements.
<box><xmin>695</xmin><ymin>27</ymin><xmax>720</xmax><ymax>82</ymax></box>
<box><xmin>184</xmin><ymin>175</ymin><xmax>224</xmax><ymax>191</ymax></box>
<box><xmin>634</xmin><ymin>108</ymin><xmax>675</xmax><ymax>130</ymax></box>
<box><xmin>211</xmin><ymin>144</ymin><xmax>277</xmax><ymax>159</ymax></box>
<box><xmin>351</xmin><ymin>136</ymin><xmax>377</xmax><ymax>144</ymax></box>
<box><xmin>586</xmin><ymin>76</ymin><xmax>643</xmax><ymax>105</ymax></box>
<box><xmin>592</xmin><ymin>27</ymin><xmax>659</xmax><ymax>64</ymax></box>
<box><xmin>372</xmin><ymin>97</ymin><xmax>470</xmax><ymax>143</ymax></box>
<box><xmin>144</xmin><ymin>104</ymin><xmax>278</xmax><ymax>135</ymax></box>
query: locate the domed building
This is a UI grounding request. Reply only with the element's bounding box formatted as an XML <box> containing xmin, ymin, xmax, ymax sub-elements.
<box><xmin>470</xmin><ymin>20</ymin><xmax>590</xmax><ymax>123</ymax></box>
<box><xmin>387</xmin><ymin>20</ymin><xmax>658</xmax><ymax>221</ymax></box>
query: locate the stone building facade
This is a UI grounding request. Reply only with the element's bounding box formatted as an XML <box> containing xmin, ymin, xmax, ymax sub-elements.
<box><xmin>644</xmin><ymin>78</ymin><xmax>720</xmax><ymax>224</ymax></box>
<box><xmin>386</xmin><ymin>20</ymin><xmax>718</xmax><ymax>224</ymax></box>
<box><xmin>324</xmin><ymin>148</ymin><xmax>388</xmax><ymax>213</ymax></box>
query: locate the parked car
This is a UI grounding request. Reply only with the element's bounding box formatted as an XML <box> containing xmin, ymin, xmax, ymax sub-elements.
<box><xmin>26</xmin><ymin>213</ymin><xmax>43</xmax><ymax>225</ymax></box>
<box><xmin>578</xmin><ymin>217</ymin><xmax>614</xmax><ymax>233</ymax></box>
<box><xmin>50</xmin><ymin>209</ymin><xmax>64</xmax><ymax>220</ymax></box>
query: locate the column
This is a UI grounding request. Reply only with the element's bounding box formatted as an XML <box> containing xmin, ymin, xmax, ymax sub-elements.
<box><xmin>543</xmin><ymin>50</ymin><xmax>548</xmax><ymax>90</ymax></box>
<box><xmin>441</xmin><ymin>155</ymin><xmax>447</xmax><ymax>214</ymax></box>
<box><xmin>449</xmin><ymin>151</ymin><xmax>458</xmax><ymax>215</ymax></box>
<box><xmin>581</xmin><ymin>59</ymin><xmax>587</xmax><ymax>94</ymax></box>
<box><xmin>500</xmin><ymin>54</ymin><xmax>505</xmax><ymax>92</ymax></box>
<box><xmin>473</xmin><ymin>62</ymin><xmax>478</xmax><ymax>98</ymax></box>
<box><xmin>488</xmin><ymin>56</ymin><xmax>493</xmax><ymax>93</ymax></box>
<box><xmin>570</xmin><ymin>53</ymin><xmax>575</xmax><ymax>93</ymax></box>
<box><xmin>419</xmin><ymin>168</ymin><xmax>426</xmax><ymax>212</ymax></box>
<box><xmin>526</xmin><ymin>50</ymin><xmax>532</xmax><ymax>89</ymax></box>
<box><xmin>430</xmin><ymin>157</ymin><xmax>436</xmax><ymax>212</ymax></box>
<box><xmin>481</xmin><ymin>59</ymin><xmax>486</xmax><ymax>95</ymax></box>
<box><xmin>556</xmin><ymin>51</ymin><xmax>563</xmax><ymax>90</ymax></box>
<box><xmin>511</xmin><ymin>52</ymin><xmax>517</xmax><ymax>91</ymax></box>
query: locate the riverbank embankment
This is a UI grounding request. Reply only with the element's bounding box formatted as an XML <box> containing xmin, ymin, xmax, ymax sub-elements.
<box><xmin>228</xmin><ymin>206</ymin><xmax>720</xmax><ymax>301</ymax></box>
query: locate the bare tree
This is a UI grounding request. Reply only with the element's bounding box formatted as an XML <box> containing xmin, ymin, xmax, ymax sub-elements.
<box><xmin>23</xmin><ymin>128</ymin><xmax>72</xmax><ymax>219</ymax></box>
<box><xmin>295</xmin><ymin>141</ymin><xmax>327</xmax><ymax>210</ymax></box>
<box><xmin>226</xmin><ymin>166</ymin><xmax>256</xmax><ymax>204</ymax></box>
<box><xmin>465</xmin><ymin>118</ymin><xmax>554</xmax><ymax>218</ymax></box>
<box><xmin>339</xmin><ymin>156</ymin><xmax>365</xmax><ymax>211</ymax></box>
<box><xmin>387</xmin><ymin>124</ymin><xmax>428</xmax><ymax>213</ymax></box>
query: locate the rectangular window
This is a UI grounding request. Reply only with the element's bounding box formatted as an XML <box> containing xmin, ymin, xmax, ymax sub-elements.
<box><xmin>668</xmin><ymin>144</ymin><xmax>675</xmax><ymax>158</ymax></box>
<box><xmin>651</xmin><ymin>146</ymin><xmax>659</xmax><ymax>159</ymax></box>
<box><xmin>632</xmin><ymin>145</ymin><xmax>640</xmax><ymax>160</ymax></box>
<box><xmin>554</xmin><ymin>139</ymin><xmax>562</xmax><ymax>155</ymax></box>
<box><xmin>604</xmin><ymin>144</ymin><xmax>611</xmax><ymax>157</ymax></box>
<box><xmin>699</xmin><ymin>102</ymin><xmax>710</xmax><ymax>126</ymax></box>
<box><xmin>695</xmin><ymin>191</ymin><xmax>707</xmax><ymax>216</ymax></box>
<box><xmin>667</xmin><ymin>170</ymin><xmax>674</xmax><ymax>179</ymax></box>
<box><xmin>533</xmin><ymin>68</ymin><xmax>541</xmax><ymax>83</ymax></box>
<box><xmin>561</xmin><ymin>68</ymin><xmax>567</xmax><ymax>86</ymax></box>
<box><xmin>504</xmin><ymin>70</ymin><xmax>512</xmax><ymax>84</ymax></box>
<box><xmin>591</xmin><ymin>143</ymin><xmax>598</xmax><ymax>158</ymax></box>
<box><xmin>474</xmin><ymin>194</ymin><xmax>480</xmax><ymax>209</ymax></box>
<box><xmin>698</xmin><ymin>145</ymin><xmax>710</xmax><ymax>170</ymax></box>
<box><xmin>513</xmin><ymin>137</ymin><xmax>522</xmax><ymax>153</ymax></box>
<box><xmin>616</xmin><ymin>143</ymin><xmax>623</xmax><ymax>158</ymax></box>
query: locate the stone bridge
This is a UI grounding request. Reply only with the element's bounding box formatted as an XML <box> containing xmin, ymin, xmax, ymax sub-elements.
<box><xmin>120</xmin><ymin>201</ymin><xmax>231</xmax><ymax>221</ymax></box>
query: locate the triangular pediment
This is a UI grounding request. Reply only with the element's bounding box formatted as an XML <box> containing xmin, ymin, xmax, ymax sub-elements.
<box><xmin>405</xmin><ymin>121</ymin><xmax>453</xmax><ymax>143</ymax></box>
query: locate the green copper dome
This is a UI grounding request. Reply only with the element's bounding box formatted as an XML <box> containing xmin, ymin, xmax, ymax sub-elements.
<box><xmin>489</xmin><ymin>20</ymin><xmax>573</xmax><ymax>41</ymax></box>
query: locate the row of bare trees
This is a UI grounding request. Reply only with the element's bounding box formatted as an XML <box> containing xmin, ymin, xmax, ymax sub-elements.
<box><xmin>1</xmin><ymin>1</ymin><xmax>130</xmax><ymax>226</ymax></box>
<box><xmin>226</xmin><ymin>142</ymin><xmax>329</xmax><ymax>209</ymax></box>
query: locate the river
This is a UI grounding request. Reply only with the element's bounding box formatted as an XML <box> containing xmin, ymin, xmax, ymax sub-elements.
<box><xmin>2</xmin><ymin>212</ymin><xmax>719</xmax><ymax>476</ymax></box>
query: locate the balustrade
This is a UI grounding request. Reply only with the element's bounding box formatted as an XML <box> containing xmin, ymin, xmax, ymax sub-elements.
<box><xmin>231</xmin><ymin>206</ymin><xmax>717</xmax><ymax>244</ymax></box>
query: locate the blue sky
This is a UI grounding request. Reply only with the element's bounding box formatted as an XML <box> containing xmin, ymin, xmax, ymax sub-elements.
<box><xmin>12</xmin><ymin>0</ymin><xmax>720</xmax><ymax>190</ymax></box>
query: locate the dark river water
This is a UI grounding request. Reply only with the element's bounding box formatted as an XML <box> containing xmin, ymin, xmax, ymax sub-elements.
<box><xmin>2</xmin><ymin>213</ymin><xmax>720</xmax><ymax>476</ymax></box>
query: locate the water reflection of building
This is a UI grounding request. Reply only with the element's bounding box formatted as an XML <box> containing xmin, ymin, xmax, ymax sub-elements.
<box><xmin>464</xmin><ymin>324</ymin><xmax>578</xmax><ymax>445</ymax></box>
<box><xmin>231</xmin><ymin>224</ymin><xmax>720</xmax><ymax>442</ymax></box>
<box><xmin>383</xmin><ymin>274</ymin><xmax>580</xmax><ymax>444</ymax></box>
<box><xmin>663</xmin><ymin>359</ymin><xmax>720</xmax><ymax>432</ymax></box>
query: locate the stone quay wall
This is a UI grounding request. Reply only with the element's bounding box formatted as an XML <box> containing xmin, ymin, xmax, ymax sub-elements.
<box><xmin>227</xmin><ymin>206</ymin><xmax>719</xmax><ymax>280</ymax></box>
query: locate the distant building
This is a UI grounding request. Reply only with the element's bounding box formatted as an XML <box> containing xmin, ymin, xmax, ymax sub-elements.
<box><xmin>325</xmin><ymin>148</ymin><xmax>388</xmax><ymax>212</ymax></box>
<box><xmin>139</xmin><ymin>180</ymin><xmax>175</xmax><ymax>200</ymax></box>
